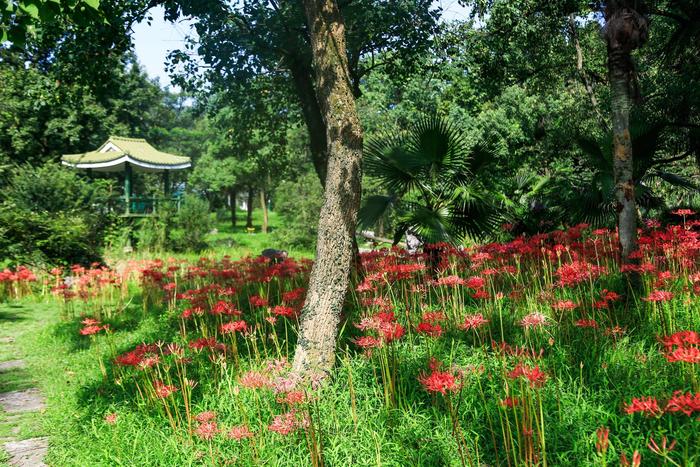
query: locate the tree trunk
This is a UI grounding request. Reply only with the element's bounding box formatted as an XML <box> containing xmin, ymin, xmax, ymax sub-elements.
<box><xmin>569</xmin><ymin>15</ymin><xmax>609</xmax><ymax>134</ymax></box>
<box><xmin>246</xmin><ymin>188</ymin><xmax>254</xmax><ymax>229</ymax></box>
<box><xmin>608</xmin><ymin>49</ymin><xmax>638</xmax><ymax>261</ymax></box>
<box><xmin>260</xmin><ymin>188</ymin><xmax>269</xmax><ymax>234</ymax></box>
<box><xmin>604</xmin><ymin>3</ymin><xmax>648</xmax><ymax>263</ymax></box>
<box><xmin>229</xmin><ymin>188</ymin><xmax>237</xmax><ymax>228</ymax></box>
<box><xmin>288</xmin><ymin>55</ymin><xmax>329</xmax><ymax>186</ymax></box>
<box><xmin>293</xmin><ymin>0</ymin><xmax>363</xmax><ymax>377</ymax></box>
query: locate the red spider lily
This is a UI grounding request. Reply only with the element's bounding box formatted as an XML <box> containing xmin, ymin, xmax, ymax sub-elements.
<box><xmin>266</xmin><ymin>357</ymin><xmax>290</xmax><ymax>373</ymax></box>
<box><xmin>664</xmin><ymin>391</ymin><xmax>700</xmax><ymax>416</ymax></box>
<box><xmin>276</xmin><ymin>390</ymin><xmax>305</xmax><ymax>406</ymax></box>
<box><xmin>195</xmin><ymin>421</ymin><xmax>219</xmax><ymax>440</ymax></box>
<box><xmin>227</xmin><ymin>425</ymin><xmax>254</xmax><ymax>441</ymax></box>
<box><xmin>80</xmin><ymin>324</ymin><xmax>108</xmax><ymax>336</ymax></box>
<box><xmin>282</xmin><ymin>287</ymin><xmax>306</xmax><ymax>303</ymax></box>
<box><xmin>595</xmin><ymin>427</ymin><xmax>609</xmax><ymax>455</ymax></box>
<box><xmin>188</xmin><ymin>337</ymin><xmax>225</xmax><ymax>352</ymax></box>
<box><xmin>436</xmin><ymin>275</ymin><xmax>465</xmax><ymax>287</ymax></box>
<box><xmin>249</xmin><ymin>295</ymin><xmax>268</xmax><ymax>307</ymax></box>
<box><xmin>416</xmin><ymin>321</ymin><xmax>443</xmax><ymax>337</ymax></box>
<box><xmin>220</xmin><ymin>320</ymin><xmax>249</xmax><ymax>334</ymax></box>
<box><xmin>352</xmin><ymin>336</ymin><xmax>382</xmax><ymax>349</ymax></box>
<box><xmin>620</xmin><ymin>451</ymin><xmax>642</xmax><ymax>467</ymax></box>
<box><xmin>643</xmin><ymin>290</ymin><xmax>674</xmax><ymax>302</ymax></box>
<box><xmin>104</xmin><ymin>413</ymin><xmax>118</xmax><ymax>425</ymax></box>
<box><xmin>507</xmin><ymin>363</ymin><xmax>548</xmax><ymax>388</ymax></box>
<box><xmin>671</xmin><ymin>209</ymin><xmax>695</xmax><ymax>216</ymax></box>
<box><xmin>520</xmin><ymin>312</ymin><xmax>549</xmax><ymax>329</ymax></box>
<box><xmin>574</xmin><ymin>319</ymin><xmax>598</xmax><ymax>328</ymax></box>
<box><xmin>459</xmin><ymin>313</ymin><xmax>489</xmax><ymax>331</ymax></box>
<box><xmin>648</xmin><ymin>435</ymin><xmax>677</xmax><ymax>457</ymax></box>
<box><xmin>268</xmin><ymin>411</ymin><xmax>301</xmax><ymax>435</ymax></box>
<box><xmin>113</xmin><ymin>343</ymin><xmax>161</xmax><ymax>367</ymax></box>
<box><xmin>601</xmin><ymin>290</ymin><xmax>621</xmax><ymax>302</ymax></box>
<box><xmin>421</xmin><ymin>311</ymin><xmax>446</xmax><ymax>323</ymax></box>
<box><xmin>556</xmin><ymin>261</ymin><xmax>606</xmax><ymax>287</ymax></box>
<box><xmin>271</xmin><ymin>305</ymin><xmax>296</xmax><ymax>318</ymax></box>
<box><xmin>380</xmin><ymin>321</ymin><xmax>405</xmax><ymax>342</ymax></box>
<box><xmin>418</xmin><ymin>368</ymin><xmax>462</xmax><ymax>395</ymax></box>
<box><xmin>660</xmin><ymin>330</ymin><xmax>700</xmax><ymax>350</ymax></box>
<box><xmin>211</xmin><ymin>300</ymin><xmax>240</xmax><ymax>316</ymax></box>
<box><xmin>153</xmin><ymin>381</ymin><xmax>178</xmax><ymax>398</ymax></box>
<box><xmin>194</xmin><ymin>411</ymin><xmax>217</xmax><ymax>423</ymax></box>
<box><xmin>551</xmin><ymin>300</ymin><xmax>578</xmax><ymax>310</ymax></box>
<box><xmin>500</xmin><ymin>396</ymin><xmax>520</xmax><ymax>408</ymax></box>
<box><xmin>239</xmin><ymin>371</ymin><xmax>270</xmax><ymax>389</ymax></box>
<box><xmin>471</xmin><ymin>289</ymin><xmax>490</xmax><ymax>299</ymax></box>
<box><xmin>665</xmin><ymin>347</ymin><xmax>700</xmax><ymax>363</ymax></box>
<box><xmin>465</xmin><ymin>276</ymin><xmax>486</xmax><ymax>289</ymax></box>
<box><xmin>81</xmin><ymin>317</ymin><xmax>100</xmax><ymax>326</ymax></box>
<box><xmin>624</xmin><ymin>396</ymin><xmax>662</xmax><ymax>416</ymax></box>
<box><xmin>659</xmin><ymin>331</ymin><xmax>700</xmax><ymax>363</ymax></box>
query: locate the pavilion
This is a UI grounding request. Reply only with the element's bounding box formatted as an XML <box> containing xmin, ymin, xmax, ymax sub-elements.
<box><xmin>62</xmin><ymin>136</ymin><xmax>191</xmax><ymax>216</ymax></box>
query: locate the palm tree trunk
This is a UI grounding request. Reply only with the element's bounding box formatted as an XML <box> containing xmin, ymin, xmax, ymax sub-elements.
<box><xmin>608</xmin><ymin>46</ymin><xmax>638</xmax><ymax>262</ymax></box>
<box><xmin>293</xmin><ymin>0</ymin><xmax>363</xmax><ymax>377</ymax></box>
<box><xmin>604</xmin><ymin>2</ymin><xmax>648</xmax><ymax>263</ymax></box>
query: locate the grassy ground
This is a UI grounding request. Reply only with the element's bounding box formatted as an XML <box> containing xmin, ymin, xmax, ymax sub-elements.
<box><xmin>108</xmin><ymin>208</ymin><xmax>314</xmax><ymax>264</ymax></box>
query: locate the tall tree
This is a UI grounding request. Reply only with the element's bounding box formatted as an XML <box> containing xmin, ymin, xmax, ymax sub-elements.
<box><xmin>292</xmin><ymin>0</ymin><xmax>363</xmax><ymax>376</ymax></box>
<box><xmin>601</xmin><ymin>0</ymin><xmax>649</xmax><ymax>261</ymax></box>
<box><xmin>164</xmin><ymin>0</ymin><xmax>438</xmax><ymax>186</ymax></box>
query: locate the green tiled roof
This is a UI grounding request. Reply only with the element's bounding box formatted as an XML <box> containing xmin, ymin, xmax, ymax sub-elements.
<box><xmin>62</xmin><ymin>136</ymin><xmax>191</xmax><ymax>169</ymax></box>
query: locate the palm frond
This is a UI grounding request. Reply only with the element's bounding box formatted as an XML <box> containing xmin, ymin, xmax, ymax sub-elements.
<box><xmin>644</xmin><ymin>171</ymin><xmax>699</xmax><ymax>191</ymax></box>
<box><xmin>357</xmin><ymin>195</ymin><xmax>396</xmax><ymax>229</ymax></box>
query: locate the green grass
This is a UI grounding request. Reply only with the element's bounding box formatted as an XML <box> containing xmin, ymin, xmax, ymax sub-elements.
<box><xmin>108</xmin><ymin>208</ymin><xmax>314</xmax><ymax>263</ymax></box>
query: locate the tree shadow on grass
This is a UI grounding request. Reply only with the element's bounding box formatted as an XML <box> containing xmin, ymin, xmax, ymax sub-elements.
<box><xmin>0</xmin><ymin>304</ymin><xmax>29</xmax><ymax>324</ymax></box>
<box><xmin>0</xmin><ymin>366</ymin><xmax>35</xmax><ymax>393</ymax></box>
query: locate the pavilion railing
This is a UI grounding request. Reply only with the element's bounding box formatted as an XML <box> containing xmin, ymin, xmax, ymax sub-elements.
<box><xmin>106</xmin><ymin>196</ymin><xmax>183</xmax><ymax>216</ymax></box>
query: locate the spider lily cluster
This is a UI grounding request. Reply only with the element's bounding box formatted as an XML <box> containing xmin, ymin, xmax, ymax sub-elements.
<box><xmin>7</xmin><ymin>216</ymin><xmax>700</xmax><ymax>465</ymax></box>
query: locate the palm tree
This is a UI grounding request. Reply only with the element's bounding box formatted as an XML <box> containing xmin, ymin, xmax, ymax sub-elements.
<box><xmin>359</xmin><ymin>115</ymin><xmax>501</xmax><ymax>255</ymax></box>
<box><xmin>600</xmin><ymin>0</ymin><xmax>650</xmax><ymax>261</ymax></box>
<box><xmin>574</xmin><ymin>120</ymin><xmax>699</xmax><ymax>225</ymax></box>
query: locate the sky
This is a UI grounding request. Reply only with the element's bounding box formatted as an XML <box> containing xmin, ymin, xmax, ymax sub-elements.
<box><xmin>131</xmin><ymin>1</ymin><xmax>470</xmax><ymax>89</ymax></box>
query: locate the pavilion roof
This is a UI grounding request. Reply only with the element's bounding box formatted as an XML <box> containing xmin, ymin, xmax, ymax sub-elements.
<box><xmin>62</xmin><ymin>136</ymin><xmax>191</xmax><ymax>173</ymax></box>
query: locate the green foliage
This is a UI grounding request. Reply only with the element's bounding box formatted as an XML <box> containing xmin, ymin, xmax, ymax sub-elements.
<box><xmin>361</xmin><ymin>115</ymin><xmax>502</xmax><ymax>245</ymax></box>
<box><xmin>0</xmin><ymin>163</ymin><xmax>117</xmax><ymax>265</ymax></box>
<box><xmin>273</xmin><ymin>170</ymin><xmax>323</xmax><ymax>250</ymax></box>
<box><xmin>168</xmin><ymin>195</ymin><xmax>212</xmax><ymax>252</ymax></box>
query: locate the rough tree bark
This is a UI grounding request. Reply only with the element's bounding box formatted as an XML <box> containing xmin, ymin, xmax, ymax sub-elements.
<box><xmin>603</xmin><ymin>1</ymin><xmax>648</xmax><ymax>262</ymax></box>
<box><xmin>292</xmin><ymin>0</ymin><xmax>363</xmax><ymax>377</ymax></box>
<box><xmin>288</xmin><ymin>55</ymin><xmax>329</xmax><ymax>187</ymax></box>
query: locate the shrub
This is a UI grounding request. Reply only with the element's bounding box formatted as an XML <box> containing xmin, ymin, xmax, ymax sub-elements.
<box><xmin>168</xmin><ymin>195</ymin><xmax>212</xmax><ymax>252</ymax></box>
<box><xmin>0</xmin><ymin>163</ymin><xmax>117</xmax><ymax>265</ymax></box>
<box><xmin>273</xmin><ymin>171</ymin><xmax>323</xmax><ymax>250</ymax></box>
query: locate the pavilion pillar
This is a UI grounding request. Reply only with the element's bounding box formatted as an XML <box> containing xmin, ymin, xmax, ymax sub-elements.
<box><xmin>124</xmin><ymin>162</ymin><xmax>132</xmax><ymax>215</ymax></box>
<box><xmin>163</xmin><ymin>171</ymin><xmax>170</xmax><ymax>196</ymax></box>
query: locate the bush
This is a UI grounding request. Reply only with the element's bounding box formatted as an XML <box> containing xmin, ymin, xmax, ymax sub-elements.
<box><xmin>273</xmin><ymin>171</ymin><xmax>323</xmax><ymax>250</ymax></box>
<box><xmin>168</xmin><ymin>195</ymin><xmax>212</xmax><ymax>252</ymax></box>
<box><xmin>0</xmin><ymin>163</ymin><xmax>117</xmax><ymax>266</ymax></box>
